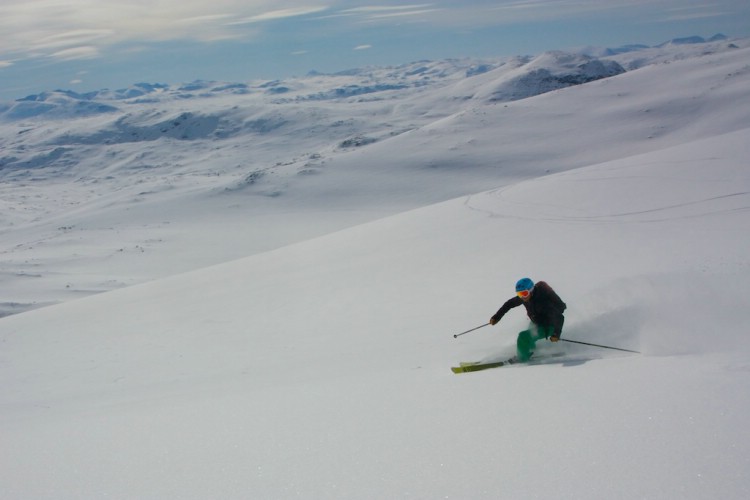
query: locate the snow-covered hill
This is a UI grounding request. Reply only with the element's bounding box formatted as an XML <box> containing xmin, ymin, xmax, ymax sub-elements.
<box><xmin>1</xmin><ymin>36</ymin><xmax>748</xmax><ymax>317</ymax></box>
<box><xmin>1</xmin><ymin>36</ymin><xmax>750</xmax><ymax>498</ymax></box>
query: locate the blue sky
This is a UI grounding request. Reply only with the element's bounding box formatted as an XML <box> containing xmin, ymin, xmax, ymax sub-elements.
<box><xmin>1</xmin><ymin>0</ymin><xmax>748</xmax><ymax>101</ymax></box>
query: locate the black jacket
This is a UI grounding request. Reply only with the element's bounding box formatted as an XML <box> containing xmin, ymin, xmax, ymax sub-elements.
<box><xmin>491</xmin><ymin>281</ymin><xmax>566</xmax><ymax>336</ymax></box>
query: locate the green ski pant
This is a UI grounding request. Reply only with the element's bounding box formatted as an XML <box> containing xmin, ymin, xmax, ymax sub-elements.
<box><xmin>517</xmin><ymin>325</ymin><xmax>555</xmax><ymax>362</ymax></box>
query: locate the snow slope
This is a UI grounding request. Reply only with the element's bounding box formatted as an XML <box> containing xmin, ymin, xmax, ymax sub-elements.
<box><xmin>2</xmin><ymin>127</ymin><xmax>749</xmax><ymax>499</ymax></box>
<box><xmin>2</xmin><ymin>37</ymin><xmax>750</xmax><ymax>499</ymax></box>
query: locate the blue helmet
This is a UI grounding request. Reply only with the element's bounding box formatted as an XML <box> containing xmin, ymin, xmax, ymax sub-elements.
<box><xmin>515</xmin><ymin>277</ymin><xmax>534</xmax><ymax>292</ymax></box>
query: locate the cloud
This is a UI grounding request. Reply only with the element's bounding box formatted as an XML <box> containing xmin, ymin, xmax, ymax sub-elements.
<box><xmin>478</xmin><ymin>0</ymin><xmax>738</xmax><ymax>24</ymax></box>
<box><xmin>661</xmin><ymin>4</ymin><xmax>729</xmax><ymax>21</ymax></box>
<box><xmin>354</xmin><ymin>44</ymin><xmax>372</xmax><ymax>50</ymax></box>
<box><xmin>174</xmin><ymin>14</ymin><xmax>236</xmax><ymax>26</ymax></box>
<box><xmin>50</xmin><ymin>46</ymin><xmax>100</xmax><ymax>61</ymax></box>
<box><xmin>0</xmin><ymin>0</ymin><xmax>747</xmax><ymax>68</ymax></box>
<box><xmin>229</xmin><ymin>6</ymin><xmax>329</xmax><ymax>25</ymax></box>
<box><xmin>341</xmin><ymin>4</ymin><xmax>434</xmax><ymax>14</ymax></box>
<box><xmin>479</xmin><ymin>0</ymin><xmax>645</xmax><ymax>23</ymax></box>
<box><xmin>338</xmin><ymin>4</ymin><xmax>441</xmax><ymax>22</ymax></box>
<box><xmin>328</xmin><ymin>1</ymin><xmax>653</xmax><ymax>28</ymax></box>
<box><xmin>366</xmin><ymin>9</ymin><xmax>440</xmax><ymax>20</ymax></box>
<box><xmin>35</xmin><ymin>29</ymin><xmax>114</xmax><ymax>51</ymax></box>
<box><xmin>664</xmin><ymin>11</ymin><xmax>727</xmax><ymax>21</ymax></box>
<box><xmin>0</xmin><ymin>1</ymin><xmax>330</xmax><ymax>63</ymax></box>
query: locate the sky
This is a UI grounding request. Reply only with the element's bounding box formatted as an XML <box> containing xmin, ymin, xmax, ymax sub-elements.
<box><xmin>1</xmin><ymin>0</ymin><xmax>749</xmax><ymax>101</ymax></box>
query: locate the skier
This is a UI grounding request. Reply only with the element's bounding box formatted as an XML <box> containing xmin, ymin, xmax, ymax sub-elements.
<box><xmin>489</xmin><ymin>278</ymin><xmax>566</xmax><ymax>362</ymax></box>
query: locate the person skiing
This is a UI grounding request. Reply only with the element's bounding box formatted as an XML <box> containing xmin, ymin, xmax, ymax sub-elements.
<box><xmin>489</xmin><ymin>278</ymin><xmax>566</xmax><ymax>362</ymax></box>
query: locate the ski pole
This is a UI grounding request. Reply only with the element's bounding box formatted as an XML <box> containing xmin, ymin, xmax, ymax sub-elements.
<box><xmin>560</xmin><ymin>338</ymin><xmax>640</xmax><ymax>354</ymax></box>
<box><xmin>453</xmin><ymin>323</ymin><xmax>491</xmax><ymax>339</ymax></box>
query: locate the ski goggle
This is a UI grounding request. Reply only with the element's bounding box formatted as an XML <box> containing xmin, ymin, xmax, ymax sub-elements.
<box><xmin>517</xmin><ymin>289</ymin><xmax>531</xmax><ymax>299</ymax></box>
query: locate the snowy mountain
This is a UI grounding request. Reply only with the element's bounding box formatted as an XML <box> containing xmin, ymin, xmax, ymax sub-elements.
<box><xmin>580</xmin><ymin>33</ymin><xmax>729</xmax><ymax>57</ymax></box>
<box><xmin>1</xmin><ymin>35</ymin><xmax>750</xmax><ymax>499</ymax></box>
<box><xmin>470</xmin><ymin>51</ymin><xmax>625</xmax><ymax>102</ymax></box>
<box><xmin>1</xmin><ymin>35</ymin><xmax>747</xmax><ymax>317</ymax></box>
<box><xmin>657</xmin><ymin>33</ymin><xmax>729</xmax><ymax>46</ymax></box>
